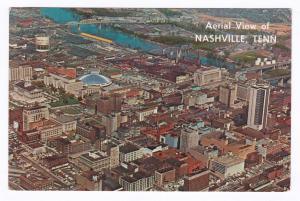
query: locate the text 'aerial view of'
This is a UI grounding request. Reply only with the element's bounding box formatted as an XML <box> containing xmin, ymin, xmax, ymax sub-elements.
<box><xmin>9</xmin><ymin>8</ymin><xmax>291</xmax><ymax>191</ymax></box>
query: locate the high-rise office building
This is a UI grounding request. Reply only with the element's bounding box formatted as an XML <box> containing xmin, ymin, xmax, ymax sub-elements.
<box><xmin>180</xmin><ymin>127</ymin><xmax>199</xmax><ymax>152</ymax></box>
<box><xmin>9</xmin><ymin>65</ymin><xmax>33</xmax><ymax>81</ymax></box>
<box><xmin>219</xmin><ymin>84</ymin><xmax>236</xmax><ymax>107</ymax></box>
<box><xmin>97</xmin><ymin>93</ymin><xmax>122</xmax><ymax>115</ymax></box>
<box><xmin>111</xmin><ymin>93</ymin><xmax>122</xmax><ymax>112</ymax></box>
<box><xmin>102</xmin><ymin>113</ymin><xmax>121</xmax><ymax>137</ymax></box>
<box><xmin>23</xmin><ymin>105</ymin><xmax>49</xmax><ymax>131</ymax></box>
<box><xmin>247</xmin><ymin>83</ymin><xmax>270</xmax><ymax>130</ymax></box>
<box><xmin>97</xmin><ymin>97</ymin><xmax>112</xmax><ymax>114</ymax></box>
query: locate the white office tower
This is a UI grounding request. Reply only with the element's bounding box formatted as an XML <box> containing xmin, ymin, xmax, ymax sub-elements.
<box><xmin>247</xmin><ymin>84</ymin><xmax>270</xmax><ymax>130</ymax></box>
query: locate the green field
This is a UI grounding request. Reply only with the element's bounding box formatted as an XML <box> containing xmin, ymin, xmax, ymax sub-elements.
<box><xmin>231</xmin><ymin>51</ymin><xmax>265</xmax><ymax>64</ymax></box>
<box><xmin>50</xmin><ymin>94</ymin><xmax>79</xmax><ymax>107</ymax></box>
<box><xmin>152</xmin><ymin>35</ymin><xmax>192</xmax><ymax>45</ymax></box>
<box><xmin>158</xmin><ymin>9</ymin><xmax>182</xmax><ymax>17</ymax></box>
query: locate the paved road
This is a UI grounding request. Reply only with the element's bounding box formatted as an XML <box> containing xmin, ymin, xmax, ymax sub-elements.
<box><xmin>20</xmin><ymin>154</ymin><xmax>69</xmax><ymax>188</ymax></box>
<box><xmin>9</xmin><ymin>181</ymin><xmax>24</xmax><ymax>190</ymax></box>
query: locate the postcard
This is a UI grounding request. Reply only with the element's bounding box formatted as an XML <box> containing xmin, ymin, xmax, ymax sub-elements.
<box><xmin>8</xmin><ymin>8</ymin><xmax>291</xmax><ymax>192</ymax></box>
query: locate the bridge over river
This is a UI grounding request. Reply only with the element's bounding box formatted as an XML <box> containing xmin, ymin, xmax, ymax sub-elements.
<box><xmin>241</xmin><ymin>60</ymin><xmax>291</xmax><ymax>73</ymax></box>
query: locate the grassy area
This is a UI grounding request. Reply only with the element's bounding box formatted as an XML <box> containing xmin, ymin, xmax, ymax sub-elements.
<box><xmin>71</xmin><ymin>8</ymin><xmax>133</xmax><ymax>18</ymax></box>
<box><xmin>231</xmin><ymin>51</ymin><xmax>265</xmax><ymax>65</ymax></box>
<box><xmin>152</xmin><ymin>35</ymin><xmax>193</xmax><ymax>45</ymax></box>
<box><xmin>158</xmin><ymin>9</ymin><xmax>182</xmax><ymax>17</ymax></box>
<box><xmin>263</xmin><ymin>69</ymin><xmax>290</xmax><ymax>78</ymax></box>
<box><xmin>50</xmin><ymin>94</ymin><xmax>79</xmax><ymax>107</ymax></box>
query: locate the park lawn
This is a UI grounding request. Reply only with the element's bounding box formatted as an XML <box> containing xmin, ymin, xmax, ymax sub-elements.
<box><xmin>50</xmin><ymin>95</ymin><xmax>79</xmax><ymax>107</ymax></box>
<box><xmin>230</xmin><ymin>51</ymin><xmax>266</xmax><ymax>64</ymax></box>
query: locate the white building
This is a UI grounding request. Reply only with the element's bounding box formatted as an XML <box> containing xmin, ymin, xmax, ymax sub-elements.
<box><xmin>119</xmin><ymin>143</ymin><xmax>143</xmax><ymax>162</ymax></box>
<box><xmin>193</xmin><ymin>68</ymin><xmax>222</xmax><ymax>87</ymax></box>
<box><xmin>35</xmin><ymin>36</ymin><xmax>50</xmax><ymax>52</ymax></box>
<box><xmin>14</xmin><ymin>81</ymin><xmax>43</xmax><ymax>99</ymax></box>
<box><xmin>210</xmin><ymin>153</ymin><xmax>245</xmax><ymax>179</ymax></box>
<box><xmin>9</xmin><ymin>65</ymin><xmax>32</xmax><ymax>81</ymax></box>
<box><xmin>44</xmin><ymin>72</ymin><xmax>83</xmax><ymax>96</ymax></box>
<box><xmin>247</xmin><ymin>83</ymin><xmax>270</xmax><ymax>130</ymax></box>
<box><xmin>136</xmin><ymin>106</ymin><xmax>158</xmax><ymax>121</ymax></box>
<box><xmin>79</xmin><ymin>151</ymin><xmax>110</xmax><ymax>172</ymax></box>
<box><xmin>120</xmin><ymin>172</ymin><xmax>154</xmax><ymax>191</ymax></box>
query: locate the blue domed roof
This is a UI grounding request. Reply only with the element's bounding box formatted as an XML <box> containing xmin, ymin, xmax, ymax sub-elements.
<box><xmin>79</xmin><ymin>73</ymin><xmax>112</xmax><ymax>86</ymax></box>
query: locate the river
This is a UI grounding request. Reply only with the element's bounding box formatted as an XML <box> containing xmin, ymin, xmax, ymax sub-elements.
<box><xmin>40</xmin><ymin>8</ymin><xmax>235</xmax><ymax>70</ymax></box>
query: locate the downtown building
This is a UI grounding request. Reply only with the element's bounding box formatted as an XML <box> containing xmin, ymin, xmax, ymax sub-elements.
<box><xmin>96</xmin><ymin>93</ymin><xmax>122</xmax><ymax>115</ymax></box>
<box><xmin>180</xmin><ymin>127</ymin><xmax>200</xmax><ymax>153</ymax></box>
<box><xmin>247</xmin><ymin>83</ymin><xmax>270</xmax><ymax>130</ymax></box>
<box><xmin>193</xmin><ymin>68</ymin><xmax>222</xmax><ymax>87</ymax></box>
<box><xmin>9</xmin><ymin>65</ymin><xmax>32</xmax><ymax>81</ymax></box>
<box><xmin>119</xmin><ymin>143</ymin><xmax>143</xmax><ymax>163</ymax></box>
<box><xmin>210</xmin><ymin>153</ymin><xmax>245</xmax><ymax>179</ymax></box>
<box><xmin>219</xmin><ymin>83</ymin><xmax>237</xmax><ymax>108</ymax></box>
<box><xmin>14</xmin><ymin>81</ymin><xmax>43</xmax><ymax>99</ymax></box>
<box><xmin>102</xmin><ymin>113</ymin><xmax>121</xmax><ymax>137</ymax></box>
<box><xmin>136</xmin><ymin>106</ymin><xmax>158</xmax><ymax>122</ymax></box>
<box><xmin>78</xmin><ymin>151</ymin><xmax>110</xmax><ymax>172</ymax></box>
<box><xmin>22</xmin><ymin>105</ymin><xmax>50</xmax><ymax>131</ymax></box>
<box><xmin>43</xmin><ymin>67</ymin><xmax>83</xmax><ymax>96</ymax></box>
<box><xmin>119</xmin><ymin>171</ymin><xmax>154</xmax><ymax>191</ymax></box>
<box><xmin>183</xmin><ymin>168</ymin><xmax>210</xmax><ymax>191</ymax></box>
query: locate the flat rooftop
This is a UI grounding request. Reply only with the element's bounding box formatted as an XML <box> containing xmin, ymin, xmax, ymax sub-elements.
<box><xmin>119</xmin><ymin>143</ymin><xmax>140</xmax><ymax>154</ymax></box>
<box><xmin>212</xmin><ymin>154</ymin><xmax>244</xmax><ymax>166</ymax></box>
<box><xmin>80</xmin><ymin>151</ymin><xmax>108</xmax><ymax>161</ymax></box>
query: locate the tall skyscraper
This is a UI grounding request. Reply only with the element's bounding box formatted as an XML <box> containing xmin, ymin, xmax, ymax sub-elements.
<box><xmin>97</xmin><ymin>93</ymin><xmax>122</xmax><ymax>115</ymax></box>
<box><xmin>219</xmin><ymin>83</ymin><xmax>237</xmax><ymax>107</ymax></box>
<box><xmin>102</xmin><ymin>113</ymin><xmax>120</xmax><ymax>137</ymax></box>
<box><xmin>247</xmin><ymin>83</ymin><xmax>270</xmax><ymax>130</ymax></box>
<box><xmin>180</xmin><ymin>127</ymin><xmax>199</xmax><ymax>152</ymax></box>
<box><xmin>97</xmin><ymin>97</ymin><xmax>112</xmax><ymax>114</ymax></box>
<box><xmin>111</xmin><ymin>93</ymin><xmax>122</xmax><ymax>112</ymax></box>
<box><xmin>23</xmin><ymin>105</ymin><xmax>49</xmax><ymax>131</ymax></box>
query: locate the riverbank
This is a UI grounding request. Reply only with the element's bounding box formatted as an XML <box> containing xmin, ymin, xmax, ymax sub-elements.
<box><xmin>40</xmin><ymin>8</ymin><xmax>236</xmax><ymax>69</ymax></box>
